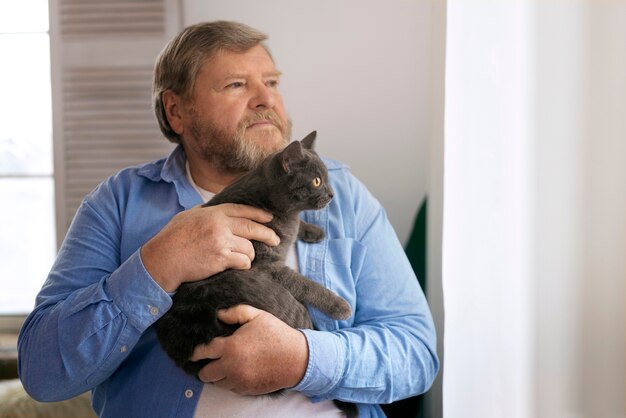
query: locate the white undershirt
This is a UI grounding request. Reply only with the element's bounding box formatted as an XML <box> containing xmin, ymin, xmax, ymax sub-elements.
<box><xmin>186</xmin><ymin>163</ymin><xmax>343</xmax><ymax>417</ymax></box>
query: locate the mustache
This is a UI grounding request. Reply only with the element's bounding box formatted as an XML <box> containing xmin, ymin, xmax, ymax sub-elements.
<box><xmin>241</xmin><ymin>110</ymin><xmax>286</xmax><ymax>131</ymax></box>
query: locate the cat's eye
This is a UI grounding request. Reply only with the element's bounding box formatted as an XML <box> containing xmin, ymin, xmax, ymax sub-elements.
<box><xmin>312</xmin><ymin>177</ymin><xmax>322</xmax><ymax>188</ymax></box>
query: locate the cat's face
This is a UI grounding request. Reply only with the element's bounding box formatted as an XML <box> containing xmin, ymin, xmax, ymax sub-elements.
<box><xmin>270</xmin><ymin>132</ymin><xmax>334</xmax><ymax>212</ymax></box>
<box><xmin>285</xmin><ymin>157</ymin><xmax>334</xmax><ymax>211</ymax></box>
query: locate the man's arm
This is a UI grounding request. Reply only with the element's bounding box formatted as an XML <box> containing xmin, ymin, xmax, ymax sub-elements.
<box><xmin>294</xmin><ymin>174</ymin><xmax>439</xmax><ymax>404</ymax></box>
<box><xmin>18</xmin><ymin>197</ymin><xmax>168</xmax><ymax>401</ymax></box>
<box><xmin>18</xmin><ymin>182</ymin><xmax>279</xmax><ymax>401</ymax></box>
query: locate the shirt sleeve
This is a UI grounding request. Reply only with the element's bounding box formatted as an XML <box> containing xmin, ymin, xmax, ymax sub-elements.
<box><xmin>292</xmin><ymin>171</ymin><xmax>439</xmax><ymax>404</ymax></box>
<box><xmin>18</xmin><ymin>192</ymin><xmax>173</xmax><ymax>402</ymax></box>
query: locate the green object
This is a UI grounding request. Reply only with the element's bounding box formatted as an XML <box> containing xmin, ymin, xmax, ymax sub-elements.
<box><xmin>405</xmin><ymin>197</ymin><xmax>427</xmax><ymax>292</ymax></box>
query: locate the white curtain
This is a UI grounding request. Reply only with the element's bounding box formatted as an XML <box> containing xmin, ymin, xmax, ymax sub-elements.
<box><xmin>442</xmin><ymin>1</ymin><xmax>626</xmax><ymax>417</ymax></box>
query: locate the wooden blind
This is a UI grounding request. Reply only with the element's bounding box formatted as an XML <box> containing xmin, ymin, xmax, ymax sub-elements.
<box><xmin>60</xmin><ymin>0</ymin><xmax>166</xmax><ymax>36</ymax></box>
<box><xmin>51</xmin><ymin>0</ymin><xmax>180</xmax><ymax>243</ymax></box>
<box><xmin>61</xmin><ymin>66</ymin><xmax>172</xmax><ymax>227</ymax></box>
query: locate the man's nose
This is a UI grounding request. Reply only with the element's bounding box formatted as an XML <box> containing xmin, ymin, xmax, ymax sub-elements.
<box><xmin>249</xmin><ymin>82</ymin><xmax>276</xmax><ymax>110</ymax></box>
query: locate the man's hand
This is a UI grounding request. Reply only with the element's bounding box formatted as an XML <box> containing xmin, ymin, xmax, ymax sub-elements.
<box><xmin>192</xmin><ymin>305</ymin><xmax>309</xmax><ymax>396</ymax></box>
<box><xmin>141</xmin><ymin>204</ymin><xmax>280</xmax><ymax>292</ymax></box>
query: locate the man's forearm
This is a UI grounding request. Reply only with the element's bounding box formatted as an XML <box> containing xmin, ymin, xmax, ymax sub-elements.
<box><xmin>19</xmin><ymin>250</ymin><xmax>172</xmax><ymax>401</ymax></box>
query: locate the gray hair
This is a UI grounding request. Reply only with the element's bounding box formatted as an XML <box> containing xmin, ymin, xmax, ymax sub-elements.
<box><xmin>153</xmin><ymin>21</ymin><xmax>270</xmax><ymax>143</ymax></box>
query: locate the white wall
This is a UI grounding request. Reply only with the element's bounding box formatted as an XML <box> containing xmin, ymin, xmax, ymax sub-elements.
<box><xmin>534</xmin><ymin>3</ymin><xmax>626</xmax><ymax>416</ymax></box>
<box><xmin>443</xmin><ymin>1</ymin><xmax>626</xmax><ymax>417</ymax></box>
<box><xmin>425</xmin><ymin>1</ymin><xmax>447</xmax><ymax>417</ymax></box>
<box><xmin>182</xmin><ymin>0</ymin><xmax>433</xmax><ymax>244</ymax></box>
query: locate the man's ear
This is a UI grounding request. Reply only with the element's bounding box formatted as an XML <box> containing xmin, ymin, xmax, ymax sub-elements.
<box><xmin>162</xmin><ymin>90</ymin><xmax>185</xmax><ymax>135</ymax></box>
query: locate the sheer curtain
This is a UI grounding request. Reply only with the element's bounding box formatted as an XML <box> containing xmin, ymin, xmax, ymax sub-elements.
<box><xmin>442</xmin><ymin>1</ymin><xmax>625</xmax><ymax>417</ymax></box>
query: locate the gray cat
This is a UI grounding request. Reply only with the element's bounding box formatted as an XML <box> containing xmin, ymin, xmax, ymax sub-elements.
<box><xmin>156</xmin><ymin>131</ymin><xmax>352</xmax><ymax>376</ymax></box>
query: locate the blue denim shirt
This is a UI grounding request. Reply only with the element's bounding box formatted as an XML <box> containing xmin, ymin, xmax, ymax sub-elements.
<box><xmin>18</xmin><ymin>146</ymin><xmax>438</xmax><ymax>417</ymax></box>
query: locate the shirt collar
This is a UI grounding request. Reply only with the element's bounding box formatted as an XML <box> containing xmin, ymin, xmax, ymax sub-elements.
<box><xmin>137</xmin><ymin>145</ymin><xmax>203</xmax><ymax>209</ymax></box>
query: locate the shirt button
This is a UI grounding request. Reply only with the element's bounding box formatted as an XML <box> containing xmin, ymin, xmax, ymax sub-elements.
<box><xmin>120</xmin><ymin>345</ymin><xmax>127</xmax><ymax>353</ymax></box>
<box><xmin>149</xmin><ymin>306</ymin><xmax>159</xmax><ymax>316</ymax></box>
<box><xmin>185</xmin><ymin>389</ymin><xmax>194</xmax><ymax>398</ymax></box>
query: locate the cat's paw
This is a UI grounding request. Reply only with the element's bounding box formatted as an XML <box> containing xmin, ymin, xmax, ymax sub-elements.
<box><xmin>298</xmin><ymin>222</ymin><xmax>325</xmax><ymax>243</ymax></box>
<box><xmin>299</xmin><ymin>229</ymin><xmax>325</xmax><ymax>243</ymax></box>
<box><xmin>328</xmin><ymin>298</ymin><xmax>352</xmax><ymax>320</ymax></box>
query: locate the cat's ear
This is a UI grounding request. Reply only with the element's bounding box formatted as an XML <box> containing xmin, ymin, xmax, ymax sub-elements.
<box><xmin>301</xmin><ymin>131</ymin><xmax>317</xmax><ymax>150</ymax></box>
<box><xmin>280</xmin><ymin>141</ymin><xmax>304</xmax><ymax>173</ymax></box>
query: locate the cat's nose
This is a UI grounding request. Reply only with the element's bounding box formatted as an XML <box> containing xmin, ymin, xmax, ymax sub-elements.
<box><xmin>327</xmin><ymin>191</ymin><xmax>334</xmax><ymax>200</ymax></box>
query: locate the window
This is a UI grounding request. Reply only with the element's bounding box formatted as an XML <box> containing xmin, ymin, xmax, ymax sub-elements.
<box><xmin>0</xmin><ymin>0</ymin><xmax>55</xmax><ymax>314</ymax></box>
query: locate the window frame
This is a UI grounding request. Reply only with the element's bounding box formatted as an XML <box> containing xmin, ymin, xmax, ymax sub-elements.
<box><xmin>0</xmin><ymin>3</ymin><xmax>54</xmax><ymax>322</ymax></box>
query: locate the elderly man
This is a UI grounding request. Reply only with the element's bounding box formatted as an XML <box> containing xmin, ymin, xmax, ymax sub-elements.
<box><xmin>19</xmin><ymin>21</ymin><xmax>438</xmax><ymax>417</ymax></box>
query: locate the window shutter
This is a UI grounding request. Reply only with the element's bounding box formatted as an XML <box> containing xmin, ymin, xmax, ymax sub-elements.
<box><xmin>50</xmin><ymin>0</ymin><xmax>181</xmax><ymax>245</ymax></box>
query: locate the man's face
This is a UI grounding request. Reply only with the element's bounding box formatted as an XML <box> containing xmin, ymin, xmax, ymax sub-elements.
<box><xmin>181</xmin><ymin>44</ymin><xmax>291</xmax><ymax>174</ymax></box>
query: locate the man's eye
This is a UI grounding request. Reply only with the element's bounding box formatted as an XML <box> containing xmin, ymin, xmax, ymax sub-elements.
<box><xmin>266</xmin><ymin>79</ymin><xmax>279</xmax><ymax>88</ymax></box>
<box><xmin>227</xmin><ymin>82</ymin><xmax>244</xmax><ymax>89</ymax></box>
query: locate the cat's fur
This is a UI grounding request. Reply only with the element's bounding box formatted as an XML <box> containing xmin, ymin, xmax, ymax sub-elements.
<box><xmin>155</xmin><ymin>131</ymin><xmax>352</xmax><ymax>376</ymax></box>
